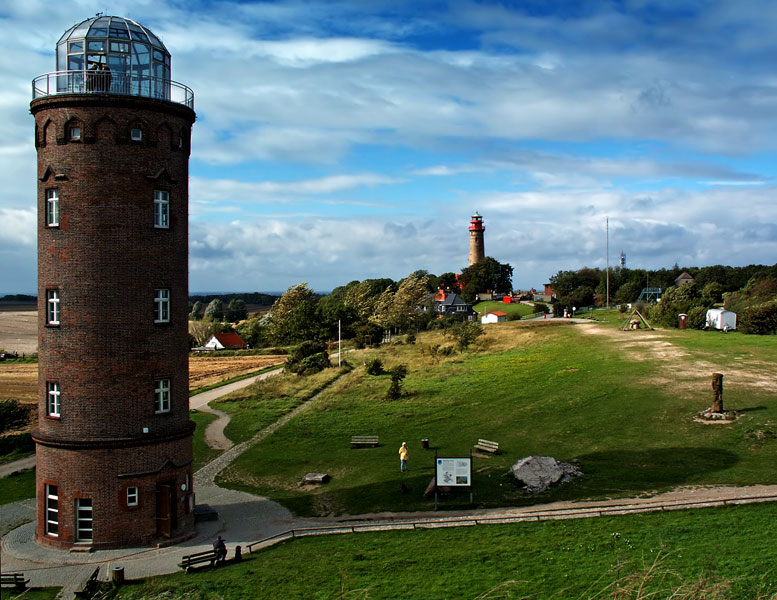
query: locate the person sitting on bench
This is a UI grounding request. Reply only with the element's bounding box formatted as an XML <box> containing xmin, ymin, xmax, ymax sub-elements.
<box><xmin>213</xmin><ymin>536</ymin><xmax>227</xmax><ymax>564</ymax></box>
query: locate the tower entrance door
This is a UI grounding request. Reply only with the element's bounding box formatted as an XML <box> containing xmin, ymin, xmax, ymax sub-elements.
<box><xmin>155</xmin><ymin>482</ymin><xmax>177</xmax><ymax>538</ymax></box>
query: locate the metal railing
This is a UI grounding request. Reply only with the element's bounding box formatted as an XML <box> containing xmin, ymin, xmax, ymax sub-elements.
<box><xmin>32</xmin><ymin>70</ymin><xmax>194</xmax><ymax>109</ymax></box>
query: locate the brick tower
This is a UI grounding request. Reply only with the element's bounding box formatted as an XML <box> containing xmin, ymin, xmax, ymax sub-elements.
<box><xmin>31</xmin><ymin>16</ymin><xmax>196</xmax><ymax>549</ymax></box>
<box><xmin>468</xmin><ymin>212</ymin><xmax>485</xmax><ymax>266</ymax></box>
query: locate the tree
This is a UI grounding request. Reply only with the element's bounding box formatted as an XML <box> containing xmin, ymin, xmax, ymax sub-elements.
<box><xmin>225</xmin><ymin>298</ymin><xmax>248</xmax><ymax>322</ymax></box>
<box><xmin>285</xmin><ymin>341</ymin><xmax>331</xmax><ymax>375</ymax></box>
<box><xmin>437</xmin><ymin>272</ymin><xmax>459</xmax><ymax>290</ymax></box>
<box><xmin>0</xmin><ymin>399</ymin><xmax>29</xmax><ymax>434</ymax></box>
<box><xmin>444</xmin><ymin>321</ymin><xmax>485</xmax><ymax>352</ymax></box>
<box><xmin>189</xmin><ymin>319</ymin><xmax>217</xmax><ymax>346</ymax></box>
<box><xmin>204</xmin><ymin>298</ymin><xmax>224</xmax><ymax>321</ymax></box>
<box><xmin>459</xmin><ymin>257</ymin><xmax>513</xmax><ymax>303</ymax></box>
<box><xmin>388</xmin><ymin>274</ymin><xmax>429</xmax><ymax>332</ymax></box>
<box><xmin>189</xmin><ymin>300</ymin><xmax>204</xmax><ymax>320</ymax></box>
<box><xmin>236</xmin><ymin>314</ymin><xmax>269</xmax><ymax>348</ymax></box>
<box><xmin>265</xmin><ymin>283</ymin><xmax>323</xmax><ymax>345</ymax></box>
<box><xmin>385</xmin><ymin>364</ymin><xmax>408</xmax><ymax>400</ymax></box>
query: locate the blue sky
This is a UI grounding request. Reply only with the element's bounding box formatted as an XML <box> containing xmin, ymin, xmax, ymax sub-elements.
<box><xmin>3</xmin><ymin>1</ymin><xmax>777</xmax><ymax>294</ymax></box>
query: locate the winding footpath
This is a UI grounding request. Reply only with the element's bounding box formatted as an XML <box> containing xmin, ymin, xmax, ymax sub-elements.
<box><xmin>3</xmin><ymin>343</ymin><xmax>777</xmax><ymax>598</ymax></box>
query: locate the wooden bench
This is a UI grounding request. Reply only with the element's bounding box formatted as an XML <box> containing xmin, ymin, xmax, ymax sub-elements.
<box><xmin>1</xmin><ymin>573</ymin><xmax>29</xmax><ymax>590</ymax></box>
<box><xmin>351</xmin><ymin>435</ymin><xmax>379</xmax><ymax>448</ymax></box>
<box><xmin>474</xmin><ymin>439</ymin><xmax>499</xmax><ymax>454</ymax></box>
<box><xmin>74</xmin><ymin>567</ymin><xmax>100</xmax><ymax>599</ymax></box>
<box><xmin>178</xmin><ymin>549</ymin><xmax>222</xmax><ymax>572</ymax></box>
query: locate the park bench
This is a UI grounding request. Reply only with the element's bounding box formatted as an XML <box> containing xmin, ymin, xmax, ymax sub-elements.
<box><xmin>473</xmin><ymin>438</ymin><xmax>499</xmax><ymax>454</ymax></box>
<box><xmin>74</xmin><ymin>566</ymin><xmax>100</xmax><ymax>599</ymax></box>
<box><xmin>178</xmin><ymin>549</ymin><xmax>222</xmax><ymax>572</ymax></box>
<box><xmin>351</xmin><ymin>435</ymin><xmax>379</xmax><ymax>448</ymax></box>
<box><xmin>1</xmin><ymin>573</ymin><xmax>29</xmax><ymax>590</ymax></box>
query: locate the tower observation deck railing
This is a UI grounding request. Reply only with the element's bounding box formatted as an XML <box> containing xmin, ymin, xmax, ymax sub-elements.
<box><xmin>32</xmin><ymin>70</ymin><xmax>194</xmax><ymax>109</ymax></box>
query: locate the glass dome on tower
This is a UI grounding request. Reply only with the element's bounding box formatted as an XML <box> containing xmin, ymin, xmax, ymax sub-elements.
<box><xmin>33</xmin><ymin>14</ymin><xmax>193</xmax><ymax>108</ymax></box>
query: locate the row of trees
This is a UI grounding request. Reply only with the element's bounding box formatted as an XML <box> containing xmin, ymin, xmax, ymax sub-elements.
<box><xmin>549</xmin><ymin>264</ymin><xmax>774</xmax><ymax>309</ymax></box>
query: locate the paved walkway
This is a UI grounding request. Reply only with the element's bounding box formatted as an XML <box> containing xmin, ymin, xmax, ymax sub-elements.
<box><xmin>0</xmin><ymin>454</ymin><xmax>35</xmax><ymax>478</ymax></box>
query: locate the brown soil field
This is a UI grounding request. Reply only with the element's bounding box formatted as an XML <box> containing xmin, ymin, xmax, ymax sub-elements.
<box><xmin>188</xmin><ymin>355</ymin><xmax>285</xmax><ymax>390</ymax></box>
<box><xmin>0</xmin><ymin>355</ymin><xmax>287</xmax><ymax>406</ymax></box>
<box><xmin>0</xmin><ymin>309</ymin><xmax>38</xmax><ymax>355</ymax></box>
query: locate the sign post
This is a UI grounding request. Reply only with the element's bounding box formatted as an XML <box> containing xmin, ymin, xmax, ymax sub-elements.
<box><xmin>434</xmin><ymin>454</ymin><xmax>473</xmax><ymax>510</ymax></box>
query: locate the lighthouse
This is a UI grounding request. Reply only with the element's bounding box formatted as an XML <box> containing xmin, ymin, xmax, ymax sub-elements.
<box><xmin>31</xmin><ymin>15</ymin><xmax>196</xmax><ymax>548</ymax></box>
<box><xmin>468</xmin><ymin>212</ymin><xmax>486</xmax><ymax>266</ymax></box>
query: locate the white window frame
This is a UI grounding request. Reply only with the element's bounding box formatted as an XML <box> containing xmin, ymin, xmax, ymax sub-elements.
<box><xmin>154</xmin><ymin>289</ymin><xmax>170</xmax><ymax>323</ymax></box>
<box><xmin>69</xmin><ymin>125</ymin><xmax>81</xmax><ymax>140</ymax></box>
<box><xmin>46</xmin><ymin>189</ymin><xmax>60</xmax><ymax>227</ymax></box>
<box><xmin>131</xmin><ymin>128</ymin><xmax>142</xmax><ymax>141</ymax></box>
<box><xmin>46</xmin><ymin>290</ymin><xmax>60</xmax><ymax>325</ymax></box>
<box><xmin>75</xmin><ymin>498</ymin><xmax>93</xmax><ymax>542</ymax></box>
<box><xmin>126</xmin><ymin>486</ymin><xmax>139</xmax><ymax>507</ymax></box>
<box><xmin>45</xmin><ymin>484</ymin><xmax>59</xmax><ymax>536</ymax></box>
<box><xmin>154</xmin><ymin>190</ymin><xmax>169</xmax><ymax>229</ymax></box>
<box><xmin>155</xmin><ymin>378</ymin><xmax>171</xmax><ymax>413</ymax></box>
<box><xmin>47</xmin><ymin>382</ymin><xmax>61</xmax><ymax>417</ymax></box>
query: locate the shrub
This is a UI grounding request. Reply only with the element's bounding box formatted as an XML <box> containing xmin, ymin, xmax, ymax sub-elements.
<box><xmin>506</xmin><ymin>313</ymin><xmax>522</xmax><ymax>321</ymax></box>
<box><xmin>0</xmin><ymin>400</ymin><xmax>30</xmax><ymax>435</ymax></box>
<box><xmin>686</xmin><ymin>306</ymin><xmax>708</xmax><ymax>330</ymax></box>
<box><xmin>365</xmin><ymin>358</ymin><xmax>385</xmax><ymax>375</ymax></box>
<box><xmin>739</xmin><ymin>302</ymin><xmax>777</xmax><ymax>335</ymax></box>
<box><xmin>405</xmin><ymin>334</ymin><xmax>416</xmax><ymax>344</ymax></box>
<box><xmin>0</xmin><ymin>432</ymin><xmax>33</xmax><ymax>455</ymax></box>
<box><xmin>385</xmin><ymin>364</ymin><xmax>408</xmax><ymax>400</ymax></box>
<box><xmin>286</xmin><ymin>341</ymin><xmax>331</xmax><ymax>375</ymax></box>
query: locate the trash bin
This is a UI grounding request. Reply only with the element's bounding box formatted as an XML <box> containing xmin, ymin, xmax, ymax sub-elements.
<box><xmin>421</xmin><ymin>438</ymin><xmax>429</xmax><ymax>449</ymax></box>
<box><xmin>678</xmin><ymin>314</ymin><xmax>687</xmax><ymax>330</ymax></box>
<box><xmin>111</xmin><ymin>566</ymin><xmax>124</xmax><ymax>585</ymax></box>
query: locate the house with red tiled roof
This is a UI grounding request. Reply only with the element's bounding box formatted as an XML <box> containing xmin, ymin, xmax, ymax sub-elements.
<box><xmin>204</xmin><ymin>332</ymin><xmax>247</xmax><ymax>350</ymax></box>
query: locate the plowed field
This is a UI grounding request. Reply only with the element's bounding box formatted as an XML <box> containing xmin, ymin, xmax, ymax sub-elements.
<box><xmin>0</xmin><ymin>355</ymin><xmax>286</xmax><ymax>406</ymax></box>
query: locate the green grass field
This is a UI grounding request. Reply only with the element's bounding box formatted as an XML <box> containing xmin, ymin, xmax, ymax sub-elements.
<box><xmin>216</xmin><ymin>320</ymin><xmax>777</xmax><ymax>517</ymax></box>
<box><xmin>0</xmin><ymin>468</ymin><xmax>35</xmax><ymax>506</ymax></box>
<box><xmin>472</xmin><ymin>300</ymin><xmax>538</xmax><ymax>317</ymax></box>
<box><xmin>102</xmin><ymin>502</ymin><xmax>777</xmax><ymax>599</ymax></box>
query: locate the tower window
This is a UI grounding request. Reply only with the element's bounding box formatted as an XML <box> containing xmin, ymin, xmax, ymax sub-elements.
<box><xmin>154</xmin><ymin>379</ymin><xmax>171</xmax><ymax>413</ymax></box>
<box><xmin>131</xmin><ymin>128</ymin><xmax>142</xmax><ymax>141</ymax></box>
<box><xmin>154</xmin><ymin>190</ymin><xmax>169</xmax><ymax>228</ymax></box>
<box><xmin>154</xmin><ymin>289</ymin><xmax>170</xmax><ymax>323</ymax></box>
<box><xmin>47</xmin><ymin>382</ymin><xmax>61</xmax><ymax>417</ymax></box>
<box><xmin>46</xmin><ymin>290</ymin><xmax>60</xmax><ymax>325</ymax></box>
<box><xmin>46</xmin><ymin>189</ymin><xmax>60</xmax><ymax>227</ymax></box>
<box><xmin>69</xmin><ymin>126</ymin><xmax>81</xmax><ymax>141</ymax></box>
<box><xmin>126</xmin><ymin>486</ymin><xmax>139</xmax><ymax>507</ymax></box>
<box><xmin>75</xmin><ymin>498</ymin><xmax>93</xmax><ymax>542</ymax></box>
<box><xmin>45</xmin><ymin>484</ymin><xmax>59</xmax><ymax>536</ymax></box>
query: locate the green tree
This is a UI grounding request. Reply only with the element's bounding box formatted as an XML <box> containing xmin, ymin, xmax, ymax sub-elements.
<box><xmin>266</xmin><ymin>283</ymin><xmax>323</xmax><ymax>345</ymax></box>
<box><xmin>236</xmin><ymin>314</ymin><xmax>269</xmax><ymax>348</ymax></box>
<box><xmin>437</xmin><ymin>272</ymin><xmax>459</xmax><ymax>290</ymax></box>
<box><xmin>189</xmin><ymin>300</ymin><xmax>204</xmax><ymax>320</ymax></box>
<box><xmin>286</xmin><ymin>341</ymin><xmax>331</xmax><ymax>375</ymax></box>
<box><xmin>189</xmin><ymin>319</ymin><xmax>217</xmax><ymax>346</ymax></box>
<box><xmin>444</xmin><ymin>321</ymin><xmax>485</xmax><ymax>352</ymax></box>
<box><xmin>459</xmin><ymin>257</ymin><xmax>513</xmax><ymax>303</ymax></box>
<box><xmin>385</xmin><ymin>364</ymin><xmax>408</xmax><ymax>400</ymax></box>
<box><xmin>0</xmin><ymin>399</ymin><xmax>29</xmax><ymax>434</ymax></box>
<box><xmin>225</xmin><ymin>298</ymin><xmax>248</xmax><ymax>322</ymax></box>
<box><xmin>388</xmin><ymin>274</ymin><xmax>429</xmax><ymax>332</ymax></box>
<box><xmin>204</xmin><ymin>298</ymin><xmax>224</xmax><ymax>321</ymax></box>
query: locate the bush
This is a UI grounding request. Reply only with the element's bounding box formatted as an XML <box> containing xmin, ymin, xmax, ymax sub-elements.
<box><xmin>385</xmin><ymin>365</ymin><xmax>408</xmax><ymax>400</ymax></box>
<box><xmin>0</xmin><ymin>400</ymin><xmax>30</xmax><ymax>435</ymax></box>
<box><xmin>354</xmin><ymin>323</ymin><xmax>383</xmax><ymax>349</ymax></box>
<box><xmin>739</xmin><ymin>302</ymin><xmax>777</xmax><ymax>335</ymax></box>
<box><xmin>405</xmin><ymin>334</ymin><xmax>416</xmax><ymax>344</ymax></box>
<box><xmin>365</xmin><ymin>358</ymin><xmax>385</xmax><ymax>375</ymax></box>
<box><xmin>0</xmin><ymin>432</ymin><xmax>33</xmax><ymax>455</ymax></box>
<box><xmin>286</xmin><ymin>341</ymin><xmax>331</xmax><ymax>375</ymax></box>
<box><xmin>506</xmin><ymin>313</ymin><xmax>522</xmax><ymax>321</ymax></box>
<box><xmin>686</xmin><ymin>306</ymin><xmax>708</xmax><ymax>330</ymax></box>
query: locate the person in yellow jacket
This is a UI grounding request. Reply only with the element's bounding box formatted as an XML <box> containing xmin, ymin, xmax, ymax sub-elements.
<box><xmin>399</xmin><ymin>442</ymin><xmax>409</xmax><ymax>472</ymax></box>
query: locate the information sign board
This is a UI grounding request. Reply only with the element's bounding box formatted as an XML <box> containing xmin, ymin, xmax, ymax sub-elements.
<box><xmin>436</xmin><ymin>457</ymin><xmax>471</xmax><ymax>487</ymax></box>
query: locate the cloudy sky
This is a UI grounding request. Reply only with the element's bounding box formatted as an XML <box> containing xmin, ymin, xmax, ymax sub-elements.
<box><xmin>3</xmin><ymin>1</ymin><xmax>777</xmax><ymax>294</ymax></box>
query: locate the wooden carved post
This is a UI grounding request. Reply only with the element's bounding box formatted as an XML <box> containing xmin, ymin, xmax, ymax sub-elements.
<box><xmin>712</xmin><ymin>372</ymin><xmax>724</xmax><ymax>412</ymax></box>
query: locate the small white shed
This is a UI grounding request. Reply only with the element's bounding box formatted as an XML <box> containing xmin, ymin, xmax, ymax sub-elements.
<box><xmin>705</xmin><ymin>309</ymin><xmax>737</xmax><ymax>332</ymax></box>
<box><xmin>481</xmin><ymin>311</ymin><xmax>507</xmax><ymax>324</ymax></box>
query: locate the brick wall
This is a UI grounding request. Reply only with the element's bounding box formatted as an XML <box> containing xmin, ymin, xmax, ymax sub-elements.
<box><xmin>31</xmin><ymin>94</ymin><xmax>197</xmax><ymax>549</ymax></box>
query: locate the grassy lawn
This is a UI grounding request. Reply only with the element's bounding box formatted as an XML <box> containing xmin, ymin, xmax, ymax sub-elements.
<box><xmin>0</xmin><ymin>468</ymin><xmax>35</xmax><ymax>506</ymax></box>
<box><xmin>214</xmin><ymin>367</ymin><xmax>347</xmax><ymax>445</ymax></box>
<box><xmin>216</xmin><ymin>321</ymin><xmax>777</xmax><ymax>517</ymax></box>
<box><xmin>103</xmin><ymin>502</ymin><xmax>777</xmax><ymax>599</ymax></box>
<box><xmin>472</xmin><ymin>300</ymin><xmax>537</xmax><ymax>317</ymax></box>
<box><xmin>191</xmin><ymin>410</ymin><xmax>223</xmax><ymax>471</ymax></box>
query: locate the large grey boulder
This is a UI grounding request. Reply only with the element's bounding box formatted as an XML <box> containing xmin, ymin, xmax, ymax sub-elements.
<box><xmin>510</xmin><ymin>455</ymin><xmax>581</xmax><ymax>492</ymax></box>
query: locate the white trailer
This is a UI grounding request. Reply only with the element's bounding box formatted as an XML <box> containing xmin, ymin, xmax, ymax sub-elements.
<box><xmin>705</xmin><ymin>309</ymin><xmax>737</xmax><ymax>332</ymax></box>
